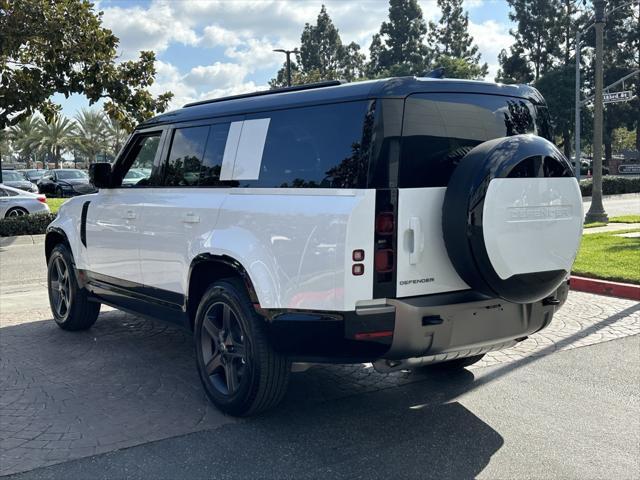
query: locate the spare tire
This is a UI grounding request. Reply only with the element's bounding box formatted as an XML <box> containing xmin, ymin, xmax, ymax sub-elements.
<box><xmin>443</xmin><ymin>134</ymin><xmax>582</xmax><ymax>304</ymax></box>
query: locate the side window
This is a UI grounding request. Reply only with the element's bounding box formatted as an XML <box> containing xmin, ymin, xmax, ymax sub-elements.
<box><xmin>0</xmin><ymin>188</ymin><xmax>7</xmax><ymax>197</ymax></box>
<box><xmin>164</xmin><ymin>126</ymin><xmax>209</xmax><ymax>187</ymax></box>
<box><xmin>115</xmin><ymin>133</ymin><xmax>161</xmax><ymax>187</ymax></box>
<box><xmin>201</xmin><ymin>123</ymin><xmax>231</xmax><ymax>186</ymax></box>
<box><xmin>236</xmin><ymin>101</ymin><xmax>369</xmax><ymax>188</ymax></box>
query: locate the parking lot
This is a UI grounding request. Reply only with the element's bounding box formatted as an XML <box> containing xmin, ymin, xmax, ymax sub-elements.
<box><xmin>1</xmin><ymin>240</ymin><xmax>639</xmax><ymax>479</ymax></box>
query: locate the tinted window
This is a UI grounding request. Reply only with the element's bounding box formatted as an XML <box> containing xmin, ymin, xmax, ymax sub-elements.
<box><xmin>399</xmin><ymin>93</ymin><xmax>551</xmax><ymax>188</ymax></box>
<box><xmin>163</xmin><ymin>123</ymin><xmax>232</xmax><ymax>187</ymax></box>
<box><xmin>114</xmin><ymin>134</ymin><xmax>161</xmax><ymax>187</ymax></box>
<box><xmin>56</xmin><ymin>170</ymin><xmax>87</xmax><ymax>180</ymax></box>
<box><xmin>239</xmin><ymin>101</ymin><xmax>369</xmax><ymax>188</ymax></box>
<box><xmin>2</xmin><ymin>171</ymin><xmax>25</xmax><ymax>182</ymax></box>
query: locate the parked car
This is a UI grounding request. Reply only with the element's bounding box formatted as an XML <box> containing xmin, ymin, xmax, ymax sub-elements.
<box><xmin>18</xmin><ymin>169</ymin><xmax>47</xmax><ymax>184</ymax></box>
<box><xmin>1</xmin><ymin>170</ymin><xmax>39</xmax><ymax>193</ymax></box>
<box><xmin>0</xmin><ymin>184</ymin><xmax>50</xmax><ymax>217</ymax></box>
<box><xmin>122</xmin><ymin>168</ymin><xmax>148</xmax><ymax>186</ymax></box>
<box><xmin>46</xmin><ymin>77</ymin><xmax>583</xmax><ymax>416</ymax></box>
<box><xmin>37</xmin><ymin>169</ymin><xmax>97</xmax><ymax>197</ymax></box>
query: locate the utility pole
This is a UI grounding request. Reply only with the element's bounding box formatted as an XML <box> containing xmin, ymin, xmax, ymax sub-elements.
<box><xmin>273</xmin><ymin>49</ymin><xmax>299</xmax><ymax>87</ymax></box>
<box><xmin>575</xmin><ymin>30</ymin><xmax>582</xmax><ymax>179</ymax></box>
<box><xmin>585</xmin><ymin>0</ymin><xmax>609</xmax><ymax>224</ymax></box>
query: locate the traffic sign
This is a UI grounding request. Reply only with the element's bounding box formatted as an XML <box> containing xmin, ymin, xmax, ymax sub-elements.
<box><xmin>603</xmin><ymin>91</ymin><xmax>634</xmax><ymax>104</ymax></box>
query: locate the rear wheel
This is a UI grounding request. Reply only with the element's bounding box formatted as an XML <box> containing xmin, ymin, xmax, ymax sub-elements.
<box><xmin>194</xmin><ymin>279</ymin><xmax>290</xmax><ymax>416</ymax></box>
<box><xmin>5</xmin><ymin>207</ymin><xmax>28</xmax><ymax>218</ymax></box>
<box><xmin>47</xmin><ymin>243</ymin><xmax>100</xmax><ymax>331</ymax></box>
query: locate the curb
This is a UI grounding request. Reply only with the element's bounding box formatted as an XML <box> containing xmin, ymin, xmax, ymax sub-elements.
<box><xmin>570</xmin><ymin>275</ymin><xmax>640</xmax><ymax>301</ymax></box>
<box><xmin>0</xmin><ymin>234</ymin><xmax>46</xmax><ymax>247</ymax></box>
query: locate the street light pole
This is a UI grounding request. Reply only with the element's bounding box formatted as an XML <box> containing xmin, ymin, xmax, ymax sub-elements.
<box><xmin>273</xmin><ymin>49</ymin><xmax>300</xmax><ymax>87</ymax></box>
<box><xmin>575</xmin><ymin>30</ymin><xmax>582</xmax><ymax>179</ymax></box>
<box><xmin>585</xmin><ymin>0</ymin><xmax>608</xmax><ymax>223</ymax></box>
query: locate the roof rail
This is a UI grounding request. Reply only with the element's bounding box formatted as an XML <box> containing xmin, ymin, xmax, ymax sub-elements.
<box><xmin>183</xmin><ymin>80</ymin><xmax>343</xmax><ymax>108</ymax></box>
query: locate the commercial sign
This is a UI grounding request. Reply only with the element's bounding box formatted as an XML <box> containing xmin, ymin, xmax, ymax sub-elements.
<box><xmin>603</xmin><ymin>91</ymin><xmax>634</xmax><ymax>104</ymax></box>
<box><xmin>618</xmin><ymin>164</ymin><xmax>640</xmax><ymax>175</ymax></box>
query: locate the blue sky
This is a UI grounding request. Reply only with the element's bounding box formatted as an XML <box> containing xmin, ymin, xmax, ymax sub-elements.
<box><xmin>56</xmin><ymin>0</ymin><xmax>515</xmax><ymax>119</ymax></box>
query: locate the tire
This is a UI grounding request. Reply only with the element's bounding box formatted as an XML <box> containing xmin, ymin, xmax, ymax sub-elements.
<box><xmin>55</xmin><ymin>187</ymin><xmax>64</xmax><ymax>198</ymax></box>
<box><xmin>5</xmin><ymin>207</ymin><xmax>28</xmax><ymax>218</ymax></box>
<box><xmin>194</xmin><ymin>278</ymin><xmax>290</xmax><ymax>416</ymax></box>
<box><xmin>419</xmin><ymin>354</ymin><xmax>485</xmax><ymax>372</ymax></box>
<box><xmin>47</xmin><ymin>243</ymin><xmax>100</xmax><ymax>331</ymax></box>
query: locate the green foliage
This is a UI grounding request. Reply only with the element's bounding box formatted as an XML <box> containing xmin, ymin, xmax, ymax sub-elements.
<box><xmin>269</xmin><ymin>5</ymin><xmax>365</xmax><ymax>88</ymax></box>
<box><xmin>609</xmin><ymin>215</ymin><xmax>640</xmax><ymax>224</ymax></box>
<box><xmin>535</xmin><ymin>65</ymin><xmax>575</xmax><ymax>155</ymax></box>
<box><xmin>367</xmin><ymin>0</ymin><xmax>430</xmax><ymax>77</ymax></box>
<box><xmin>0</xmin><ymin>0</ymin><xmax>173</xmax><ymax>132</ymax></box>
<box><xmin>73</xmin><ymin>109</ymin><xmax>109</xmax><ymax>164</ymax></box>
<box><xmin>573</xmin><ymin>228</ymin><xmax>640</xmax><ymax>284</ymax></box>
<box><xmin>428</xmin><ymin>0</ymin><xmax>488</xmax><ymax>79</ymax></box>
<box><xmin>36</xmin><ymin>115</ymin><xmax>76</xmax><ymax>168</ymax></box>
<box><xmin>579</xmin><ymin>177</ymin><xmax>640</xmax><ymax>197</ymax></box>
<box><xmin>0</xmin><ymin>213</ymin><xmax>57</xmax><ymax>237</ymax></box>
<box><xmin>496</xmin><ymin>45</ymin><xmax>534</xmax><ymax>84</ymax></box>
<box><xmin>8</xmin><ymin>116</ymin><xmax>40</xmax><ymax>167</ymax></box>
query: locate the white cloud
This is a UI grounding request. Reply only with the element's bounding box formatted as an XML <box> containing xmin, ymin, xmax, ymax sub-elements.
<box><xmin>201</xmin><ymin>25</ymin><xmax>242</xmax><ymax>47</ymax></box>
<box><xmin>185</xmin><ymin>63</ymin><xmax>249</xmax><ymax>89</ymax></box>
<box><xmin>469</xmin><ymin>20</ymin><xmax>514</xmax><ymax>80</ymax></box>
<box><xmin>101</xmin><ymin>1</ymin><xmax>199</xmax><ymax>60</ymax></box>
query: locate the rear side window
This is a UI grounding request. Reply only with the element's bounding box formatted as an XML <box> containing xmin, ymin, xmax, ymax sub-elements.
<box><xmin>238</xmin><ymin>101</ymin><xmax>370</xmax><ymax>188</ymax></box>
<box><xmin>399</xmin><ymin>93</ymin><xmax>551</xmax><ymax>188</ymax></box>
<box><xmin>164</xmin><ymin>123</ymin><xmax>232</xmax><ymax>187</ymax></box>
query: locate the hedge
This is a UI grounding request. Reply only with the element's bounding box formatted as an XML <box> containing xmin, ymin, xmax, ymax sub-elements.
<box><xmin>580</xmin><ymin>177</ymin><xmax>640</xmax><ymax>197</ymax></box>
<box><xmin>0</xmin><ymin>213</ymin><xmax>57</xmax><ymax>237</ymax></box>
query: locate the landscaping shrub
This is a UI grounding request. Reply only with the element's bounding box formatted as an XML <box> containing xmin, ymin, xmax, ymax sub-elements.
<box><xmin>580</xmin><ymin>176</ymin><xmax>640</xmax><ymax>197</ymax></box>
<box><xmin>0</xmin><ymin>213</ymin><xmax>57</xmax><ymax>237</ymax></box>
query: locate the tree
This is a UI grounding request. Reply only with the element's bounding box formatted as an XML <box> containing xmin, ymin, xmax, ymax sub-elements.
<box><xmin>73</xmin><ymin>109</ymin><xmax>109</xmax><ymax>164</ymax></box>
<box><xmin>428</xmin><ymin>0</ymin><xmax>488</xmax><ymax>79</ymax></box>
<box><xmin>9</xmin><ymin>115</ymin><xmax>40</xmax><ymax>168</ymax></box>
<box><xmin>36</xmin><ymin>115</ymin><xmax>76</xmax><ymax>168</ymax></box>
<box><xmin>367</xmin><ymin>0</ymin><xmax>431</xmax><ymax>77</ymax></box>
<box><xmin>535</xmin><ymin>65</ymin><xmax>575</xmax><ymax>157</ymax></box>
<box><xmin>0</xmin><ymin>0</ymin><xmax>173</xmax><ymax>132</ymax></box>
<box><xmin>269</xmin><ymin>5</ymin><xmax>365</xmax><ymax>87</ymax></box>
<box><xmin>496</xmin><ymin>46</ymin><xmax>534</xmax><ymax>84</ymax></box>
<box><xmin>105</xmin><ymin>116</ymin><xmax>129</xmax><ymax>157</ymax></box>
<box><xmin>499</xmin><ymin>0</ymin><xmax>563</xmax><ymax>82</ymax></box>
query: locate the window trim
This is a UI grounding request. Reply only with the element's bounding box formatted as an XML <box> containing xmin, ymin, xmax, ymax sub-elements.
<box><xmin>110</xmin><ymin>127</ymin><xmax>167</xmax><ymax>189</ymax></box>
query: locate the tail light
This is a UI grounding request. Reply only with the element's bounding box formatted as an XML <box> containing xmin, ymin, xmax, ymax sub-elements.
<box><xmin>376</xmin><ymin>212</ymin><xmax>394</xmax><ymax>235</ymax></box>
<box><xmin>37</xmin><ymin>196</ymin><xmax>47</xmax><ymax>204</ymax></box>
<box><xmin>375</xmin><ymin>249</ymin><xmax>394</xmax><ymax>273</ymax></box>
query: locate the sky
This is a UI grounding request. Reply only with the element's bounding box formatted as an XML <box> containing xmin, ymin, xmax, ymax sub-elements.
<box><xmin>54</xmin><ymin>0</ymin><xmax>515</xmax><ymax>119</ymax></box>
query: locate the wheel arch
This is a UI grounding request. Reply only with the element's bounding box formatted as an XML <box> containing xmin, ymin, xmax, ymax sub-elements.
<box><xmin>186</xmin><ymin>254</ymin><xmax>260</xmax><ymax>330</ymax></box>
<box><xmin>45</xmin><ymin>227</ymin><xmax>70</xmax><ymax>263</ymax></box>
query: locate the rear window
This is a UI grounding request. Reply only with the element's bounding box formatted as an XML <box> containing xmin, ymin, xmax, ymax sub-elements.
<box><xmin>238</xmin><ymin>101</ymin><xmax>370</xmax><ymax>188</ymax></box>
<box><xmin>399</xmin><ymin>93</ymin><xmax>552</xmax><ymax>188</ymax></box>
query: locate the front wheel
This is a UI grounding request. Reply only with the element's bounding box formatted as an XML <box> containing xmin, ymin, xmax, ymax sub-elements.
<box><xmin>194</xmin><ymin>279</ymin><xmax>290</xmax><ymax>416</ymax></box>
<box><xmin>47</xmin><ymin>243</ymin><xmax>100</xmax><ymax>331</ymax></box>
<box><xmin>55</xmin><ymin>187</ymin><xmax>64</xmax><ymax>198</ymax></box>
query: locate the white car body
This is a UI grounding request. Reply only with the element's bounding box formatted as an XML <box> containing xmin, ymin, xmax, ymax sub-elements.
<box><xmin>0</xmin><ymin>184</ymin><xmax>50</xmax><ymax>217</ymax></box>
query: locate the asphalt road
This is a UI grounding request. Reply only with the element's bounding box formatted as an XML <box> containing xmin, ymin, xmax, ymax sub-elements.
<box><xmin>582</xmin><ymin>192</ymin><xmax>640</xmax><ymax>217</ymax></box>
<box><xmin>7</xmin><ymin>335</ymin><xmax>639</xmax><ymax>480</ymax></box>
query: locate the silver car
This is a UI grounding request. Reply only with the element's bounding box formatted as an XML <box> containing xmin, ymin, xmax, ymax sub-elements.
<box><xmin>0</xmin><ymin>185</ymin><xmax>51</xmax><ymax>218</ymax></box>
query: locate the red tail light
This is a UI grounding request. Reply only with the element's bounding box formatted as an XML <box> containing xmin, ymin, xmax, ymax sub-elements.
<box><xmin>37</xmin><ymin>196</ymin><xmax>47</xmax><ymax>204</ymax></box>
<box><xmin>375</xmin><ymin>249</ymin><xmax>394</xmax><ymax>273</ymax></box>
<box><xmin>376</xmin><ymin>212</ymin><xmax>394</xmax><ymax>235</ymax></box>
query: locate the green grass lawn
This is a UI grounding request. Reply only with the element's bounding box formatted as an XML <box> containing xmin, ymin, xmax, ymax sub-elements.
<box><xmin>572</xmin><ymin>228</ymin><xmax>640</xmax><ymax>284</ymax></box>
<box><xmin>583</xmin><ymin>215</ymin><xmax>640</xmax><ymax>229</ymax></box>
<box><xmin>46</xmin><ymin>197</ymin><xmax>68</xmax><ymax>214</ymax></box>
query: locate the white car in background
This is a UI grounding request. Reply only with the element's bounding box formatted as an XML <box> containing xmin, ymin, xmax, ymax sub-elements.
<box><xmin>0</xmin><ymin>184</ymin><xmax>50</xmax><ymax>218</ymax></box>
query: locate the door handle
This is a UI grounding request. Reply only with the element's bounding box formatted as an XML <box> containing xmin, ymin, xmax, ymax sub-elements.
<box><xmin>409</xmin><ymin>216</ymin><xmax>424</xmax><ymax>265</ymax></box>
<box><xmin>124</xmin><ymin>210</ymin><xmax>137</xmax><ymax>220</ymax></box>
<box><xmin>182</xmin><ymin>212</ymin><xmax>200</xmax><ymax>224</ymax></box>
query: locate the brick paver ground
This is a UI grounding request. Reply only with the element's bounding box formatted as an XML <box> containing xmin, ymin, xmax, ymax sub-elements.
<box><xmin>1</xmin><ymin>291</ymin><xmax>638</xmax><ymax>476</ymax></box>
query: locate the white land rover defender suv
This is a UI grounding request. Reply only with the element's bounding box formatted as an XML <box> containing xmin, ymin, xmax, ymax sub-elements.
<box><xmin>46</xmin><ymin>77</ymin><xmax>583</xmax><ymax>416</ymax></box>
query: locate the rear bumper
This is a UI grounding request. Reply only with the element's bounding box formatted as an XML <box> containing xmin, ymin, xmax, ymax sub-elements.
<box><xmin>266</xmin><ymin>281</ymin><xmax>569</xmax><ymax>364</ymax></box>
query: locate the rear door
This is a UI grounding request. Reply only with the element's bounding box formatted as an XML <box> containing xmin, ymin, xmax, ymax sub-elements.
<box><xmin>395</xmin><ymin>93</ymin><xmax>552</xmax><ymax>298</ymax></box>
<box><xmin>139</xmin><ymin>120</ymin><xmax>234</xmax><ymax>296</ymax></box>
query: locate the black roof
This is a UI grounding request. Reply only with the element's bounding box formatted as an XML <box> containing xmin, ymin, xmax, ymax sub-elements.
<box><xmin>138</xmin><ymin>76</ymin><xmax>545</xmax><ymax>129</ymax></box>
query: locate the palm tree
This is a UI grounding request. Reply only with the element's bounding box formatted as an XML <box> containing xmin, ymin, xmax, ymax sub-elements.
<box><xmin>104</xmin><ymin>115</ymin><xmax>130</xmax><ymax>158</ymax></box>
<box><xmin>9</xmin><ymin>115</ymin><xmax>40</xmax><ymax>168</ymax></box>
<box><xmin>37</xmin><ymin>115</ymin><xmax>76</xmax><ymax>168</ymax></box>
<box><xmin>73</xmin><ymin>109</ymin><xmax>108</xmax><ymax>165</ymax></box>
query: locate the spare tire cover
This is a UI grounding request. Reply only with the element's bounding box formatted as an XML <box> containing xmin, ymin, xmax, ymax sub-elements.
<box><xmin>443</xmin><ymin>134</ymin><xmax>583</xmax><ymax>304</ymax></box>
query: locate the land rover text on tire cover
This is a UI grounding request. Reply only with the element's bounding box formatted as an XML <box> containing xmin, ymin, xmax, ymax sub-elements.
<box><xmin>46</xmin><ymin>77</ymin><xmax>583</xmax><ymax>416</ymax></box>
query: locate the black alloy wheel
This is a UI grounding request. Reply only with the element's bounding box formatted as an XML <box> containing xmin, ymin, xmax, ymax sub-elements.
<box><xmin>194</xmin><ymin>279</ymin><xmax>290</xmax><ymax>416</ymax></box>
<box><xmin>200</xmin><ymin>301</ymin><xmax>248</xmax><ymax>396</ymax></box>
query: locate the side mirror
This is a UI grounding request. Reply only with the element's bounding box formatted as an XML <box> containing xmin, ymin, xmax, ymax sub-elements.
<box><xmin>89</xmin><ymin>162</ymin><xmax>112</xmax><ymax>189</ymax></box>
